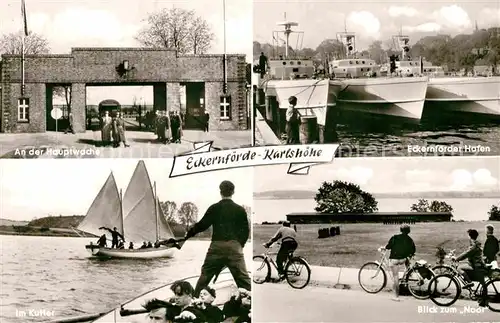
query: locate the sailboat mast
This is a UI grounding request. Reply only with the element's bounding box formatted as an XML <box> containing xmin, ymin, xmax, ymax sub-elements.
<box><xmin>120</xmin><ymin>188</ymin><xmax>125</xmax><ymax>239</ymax></box>
<box><xmin>154</xmin><ymin>181</ymin><xmax>159</xmax><ymax>242</ymax></box>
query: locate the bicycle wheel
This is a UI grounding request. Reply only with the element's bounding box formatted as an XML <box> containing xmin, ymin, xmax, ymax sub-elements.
<box><xmin>428</xmin><ymin>274</ymin><xmax>461</xmax><ymax>307</ymax></box>
<box><xmin>405</xmin><ymin>267</ymin><xmax>434</xmax><ymax>300</ymax></box>
<box><xmin>432</xmin><ymin>265</ymin><xmax>455</xmax><ymax>276</ymax></box>
<box><xmin>253</xmin><ymin>255</ymin><xmax>270</xmax><ymax>284</ymax></box>
<box><xmin>485</xmin><ymin>278</ymin><xmax>500</xmax><ymax>312</ymax></box>
<box><xmin>285</xmin><ymin>257</ymin><xmax>311</xmax><ymax>289</ymax></box>
<box><xmin>358</xmin><ymin>262</ymin><xmax>387</xmax><ymax>294</ymax></box>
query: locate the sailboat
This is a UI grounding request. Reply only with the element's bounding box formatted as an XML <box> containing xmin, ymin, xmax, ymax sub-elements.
<box><xmin>77</xmin><ymin>160</ymin><xmax>183</xmax><ymax>259</ymax></box>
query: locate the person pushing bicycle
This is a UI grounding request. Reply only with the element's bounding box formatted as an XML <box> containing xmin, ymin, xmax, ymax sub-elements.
<box><xmin>385</xmin><ymin>224</ymin><xmax>416</xmax><ymax>302</ymax></box>
<box><xmin>263</xmin><ymin>221</ymin><xmax>298</xmax><ymax>279</ymax></box>
<box><xmin>451</xmin><ymin>229</ymin><xmax>488</xmax><ymax>307</ymax></box>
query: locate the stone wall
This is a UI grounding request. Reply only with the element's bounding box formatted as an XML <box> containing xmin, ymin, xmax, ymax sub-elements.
<box><xmin>0</xmin><ymin>48</ymin><xmax>248</xmax><ymax>133</ymax></box>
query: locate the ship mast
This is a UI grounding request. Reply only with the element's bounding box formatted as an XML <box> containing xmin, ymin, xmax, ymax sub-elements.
<box><xmin>392</xmin><ymin>26</ymin><xmax>410</xmax><ymax>60</ymax></box>
<box><xmin>276</xmin><ymin>13</ymin><xmax>298</xmax><ymax>59</ymax></box>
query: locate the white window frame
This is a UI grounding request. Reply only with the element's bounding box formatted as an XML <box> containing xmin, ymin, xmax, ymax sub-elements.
<box><xmin>220</xmin><ymin>96</ymin><xmax>231</xmax><ymax>120</ymax></box>
<box><xmin>18</xmin><ymin>98</ymin><xmax>29</xmax><ymax>122</ymax></box>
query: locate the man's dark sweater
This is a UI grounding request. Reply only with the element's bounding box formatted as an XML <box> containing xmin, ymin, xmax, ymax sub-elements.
<box><xmin>186</xmin><ymin>199</ymin><xmax>249</xmax><ymax>247</ymax></box>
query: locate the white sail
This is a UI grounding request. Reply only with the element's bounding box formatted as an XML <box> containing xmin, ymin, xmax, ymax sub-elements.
<box><xmin>122</xmin><ymin>160</ymin><xmax>175</xmax><ymax>243</ymax></box>
<box><xmin>77</xmin><ymin>173</ymin><xmax>123</xmax><ymax>238</ymax></box>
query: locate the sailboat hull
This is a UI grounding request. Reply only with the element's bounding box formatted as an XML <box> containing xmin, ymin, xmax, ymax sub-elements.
<box><xmin>90</xmin><ymin>270</ymin><xmax>242</xmax><ymax>322</ymax></box>
<box><xmin>424</xmin><ymin>76</ymin><xmax>500</xmax><ymax>118</ymax></box>
<box><xmin>86</xmin><ymin>245</ymin><xmax>176</xmax><ymax>259</ymax></box>
<box><xmin>336</xmin><ymin>76</ymin><xmax>428</xmax><ymax>122</ymax></box>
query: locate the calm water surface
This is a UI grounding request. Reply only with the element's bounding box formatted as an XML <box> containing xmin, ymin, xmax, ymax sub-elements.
<box><xmin>0</xmin><ymin>236</ymin><xmax>252</xmax><ymax>323</ymax></box>
<box><xmin>335</xmin><ymin>122</ymin><xmax>500</xmax><ymax>157</ymax></box>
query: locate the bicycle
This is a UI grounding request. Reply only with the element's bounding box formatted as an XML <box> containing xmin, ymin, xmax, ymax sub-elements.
<box><xmin>253</xmin><ymin>242</ymin><xmax>311</xmax><ymax>289</ymax></box>
<box><xmin>427</xmin><ymin>251</ymin><xmax>500</xmax><ymax>312</ymax></box>
<box><xmin>358</xmin><ymin>246</ymin><xmax>435</xmax><ymax>299</ymax></box>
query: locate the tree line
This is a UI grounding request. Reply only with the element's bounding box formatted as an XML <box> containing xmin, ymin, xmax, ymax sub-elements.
<box><xmin>159</xmin><ymin>200</ymin><xmax>252</xmax><ymax>237</ymax></box>
<box><xmin>254</xmin><ymin>27</ymin><xmax>500</xmax><ymax>72</ymax></box>
<box><xmin>0</xmin><ymin>8</ymin><xmax>215</xmax><ymax>57</ymax></box>
<box><xmin>314</xmin><ymin>180</ymin><xmax>500</xmax><ymax>221</ymax></box>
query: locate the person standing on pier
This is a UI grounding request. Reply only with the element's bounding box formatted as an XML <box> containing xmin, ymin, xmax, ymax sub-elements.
<box><xmin>259</xmin><ymin>52</ymin><xmax>268</xmax><ymax>78</ymax></box>
<box><xmin>286</xmin><ymin>96</ymin><xmax>301</xmax><ymax>144</ymax></box>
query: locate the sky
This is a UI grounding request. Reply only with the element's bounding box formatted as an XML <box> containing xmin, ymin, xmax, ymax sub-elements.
<box><xmin>254</xmin><ymin>156</ymin><xmax>500</xmax><ymax>194</ymax></box>
<box><xmin>253</xmin><ymin>0</ymin><xmax>500</xmax><ymax>52</ymax></box>
<box><xmin>1</xmin><ymin>0</ymin><xmax>251</xmax><ymax>104</ymax></box>
<box><xmin>0</xmin><ymin>159</ymin><xmax>254</xmax><ymax>221</ymax></box>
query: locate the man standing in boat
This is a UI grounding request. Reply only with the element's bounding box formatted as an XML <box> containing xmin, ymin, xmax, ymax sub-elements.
<box><xmin>184</xmin><ymin>180</ymin><xmax>251</xmax><ymax>296</ymax></box>
<box><xmin>99</xmin><ymin>226</ymin><xmax>124</xmax><ymax>248</ymax></box>
<box><xmin>286</xmin><ymin>96</ymin><xmax>301</xmax><ymax>144</ymax></box>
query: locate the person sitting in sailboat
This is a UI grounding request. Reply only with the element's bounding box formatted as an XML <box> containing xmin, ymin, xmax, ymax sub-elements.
<box><xmin>128</xmin><ymin>242</ymin><xmax>134</xmax><ymax>249</ymax></box>
<box><xmin>174</xmin><ymin>286</ymin><xmax>224</xmax><ymax>322</ymax></box>
<box><xmin>222</xmin><ymin>288</ymin><xmax>251</xmax><ymax>323</ymax></box>
<box><xmin>147</xmin><ymin>241</ymin><xmax>153</xmax><ymax>248</ymax></box>
<box><xmin>99</xmin><ymin>226</ymin><xmax>125</xmax><ymax>248</ymax></box>
<box><xmin>140</xmin><ymin>241</ymin><xmax>148</xmax><ymax>249</ymax></box>
<box><xmin>97</xmin><ymin>234</ymin><xmax>107</xmax><ymax>247</ymax></box>
<box><xmin>169</xmin><ymin>281</ymin><xmax>194</xmax><ymax>307</ymax></box>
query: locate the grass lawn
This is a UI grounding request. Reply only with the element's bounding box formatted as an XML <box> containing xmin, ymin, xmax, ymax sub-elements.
<box><xmin>253</xmin><ymin>221</ymin><xmax>500</xmax><ymax>268</ymax></box>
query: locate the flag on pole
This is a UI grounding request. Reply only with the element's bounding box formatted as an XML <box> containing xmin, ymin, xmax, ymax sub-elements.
<box><xmin>21</xmin><ymin>0</ymin><xmax>28</xmax><ymax>36</ymax></box>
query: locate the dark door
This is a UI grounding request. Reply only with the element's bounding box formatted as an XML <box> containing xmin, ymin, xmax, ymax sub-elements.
<box><xmin>184</xmin><ymin>82</ymin><xmax>205</xmax><ymax>130</ymax></box>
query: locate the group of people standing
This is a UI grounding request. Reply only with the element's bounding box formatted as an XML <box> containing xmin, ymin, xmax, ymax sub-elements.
<box><xmin>154</xmin><ymin>110</ymin><xmax>183</xmax><ymax>144</ymax></box>
<box><xmin>100</xmin><ymin>111</ymin><xmax>129</xmax><ymax>147</ymax></box>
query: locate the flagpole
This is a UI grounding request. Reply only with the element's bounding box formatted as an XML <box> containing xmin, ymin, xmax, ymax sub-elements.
<box><xmin>223</xmin><ymin>0</ymin><xmax>227</xmax><ymax>93</ymax></box>
<box><xmin>21</xmin><ymin>1</ymin><xmax>26</xmax><ymax>97</ymax></box>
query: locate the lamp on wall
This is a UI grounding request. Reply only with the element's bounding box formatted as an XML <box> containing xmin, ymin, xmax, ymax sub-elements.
<box><xmin>116</xmin><ymin>60</ymin><xmax>134</xmax><ymax>77</ymax></box>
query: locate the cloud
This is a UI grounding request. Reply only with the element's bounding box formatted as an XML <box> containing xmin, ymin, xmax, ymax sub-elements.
<box><xmin>405</xmin><ymin>22</ymin><xmax>442</xmax><ymax>33</ymax></box>
<box><xmin>449</xmin><ymin>168</ymin><xmax>498</xmax><ymax>191</ymax></box>
<box><xmin>347</xmin><ymin>11</ymin><xmax>381</xmax><ymax>39</ymax></box>
<box><xmin>432</xmin><ymin>5</ymin><xmax>471</xmax><ymax>31</ymax></box>
<box><xmin>330</xmin><ymin>166</ymin><xmax>374</xmax><ymax>186</ymax></box>
<box><xmin>478</xmin><ymin>8</ymin><xmax>500</xmax><ymax>28</ymax></box>
<box><xmin>473</xmin><ymin>169</ymin><xmax>498</xmax><ymax>187</ymax></box>
<box><xmin>388</xmin><ymin>6</ymin><xmax>418</xmax><ymax>18</ymax></box>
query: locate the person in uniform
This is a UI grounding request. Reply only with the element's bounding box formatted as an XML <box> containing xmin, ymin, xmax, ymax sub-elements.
<box><xmin>171</xmin><ymin>110</ymin><xmax>182</xmax><ymax>143</ymax></box>
<box><xmin>204</xmin><ymin>112</ymin><xmax>210</xmax><ymax>132</ymax></box>
<box><xmin>101</xmin><ymin>111</ymin><xmax>112</xmax><ymax>146</ymax></box>
<box><xmin>116</xmin><ymin>112</ymin><xmax>129</xmax><ymax>147</ymax></box>
<box><xmin>64</xmin><ymin>112</ymin><xmax>75</xmax><ymax>134</ymax></box>
<box><xmin>155</xmin><ymin>111</ymin><xmax>167</xmax><ymax>143</ymax></box>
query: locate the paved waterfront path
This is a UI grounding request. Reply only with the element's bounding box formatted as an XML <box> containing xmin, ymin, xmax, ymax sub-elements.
<box><xmin>0</xmin><ymin>129</ymin><xmax>251</xmax><ymax>158</ymax></box>
<box><xmin>253</xmin><ymin>283</ymin><xmax>497</xmax><ymax>322</ymax></box>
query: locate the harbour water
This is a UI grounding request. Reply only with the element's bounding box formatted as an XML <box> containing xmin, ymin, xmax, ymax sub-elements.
<box><xmin>335</xmin><ymin>122</ymin><xmax>500</xmax><ymax>157</ymax></box>
<box><xmin>253</xmin><ymin>197</ymin><xmax>500</xmax><ymax>224</ymax></box>
<box><xmin>0</xmin><ymin>236</ymin><xmax>252</xmax><ymax>323</ymax></box>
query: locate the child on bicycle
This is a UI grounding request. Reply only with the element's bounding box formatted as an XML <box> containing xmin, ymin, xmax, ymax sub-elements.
<box><xmin>452</xmin><ymin>229</ymin><xmax>488</xmax><ymax>307</ymax></box>
<box><xmin>263</xmin><ymin>221</ymin><xmax>298</xmax><ymax>279</ymax></box>
<box><xmin>385</xmin><ymin>224</ymin><xmax>416</xmax><ymax>302</ymax></box>
<box><xmin>484</xmin><ymin>225</ymin><xmax>499</xmax><ymax>265</ymax></box>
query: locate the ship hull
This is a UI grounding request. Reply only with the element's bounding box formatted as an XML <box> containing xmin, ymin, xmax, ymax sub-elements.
<box><xmin>336</xmin><ymin>76</ymin><xmax>428</xmax><ymax>123</ymax></box>
<box><xmin>263</xmin><ymin>79</ymin><xmax>344</xmax><ymax>126</ymax></box>
<box><xmin>85</xmin><ymin>245</ymin><xmax>176</xmax><ymax>259</ymax></box>
<box><xmin>424</xmin><ymin>77</ymin><xmax>500</xmax><ymax>119</ymax></box>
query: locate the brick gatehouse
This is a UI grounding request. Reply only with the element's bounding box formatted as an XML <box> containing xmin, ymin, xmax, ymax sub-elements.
<box><xmin>0</xmin><ymin>48</ymin><xmax>248</xmax><ymax>133</ymax></box>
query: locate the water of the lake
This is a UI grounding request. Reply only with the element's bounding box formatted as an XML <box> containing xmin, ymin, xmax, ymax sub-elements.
<box><xmin>0</xmin><ymin>237</ymin><xmax>252</xmax><ymax>323</ymax></box>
